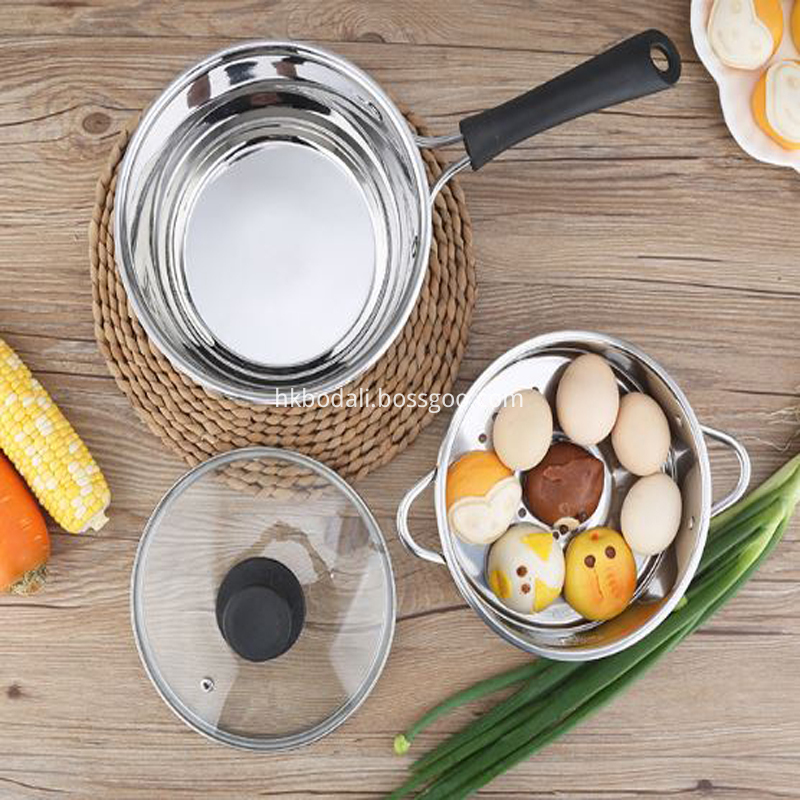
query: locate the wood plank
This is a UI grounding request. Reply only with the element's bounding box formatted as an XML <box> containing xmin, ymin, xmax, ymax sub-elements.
<box><xmin>0</xmin><ymin>1</ymin><xmax>697</xmax><ymax>58</ymax></box>
<box><xmin>1</xmin><ymin>2</ymin><xmax>800</xmax><ymax>797</ymax></box>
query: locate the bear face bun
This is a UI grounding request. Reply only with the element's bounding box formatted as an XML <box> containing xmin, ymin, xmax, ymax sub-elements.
<box><xmin>446</xmin><ymin>451</ymin><xmax>522</xmax><ymax>546</ymax></box>
<box><xmin>708</xmin><ymin>0</ymin><xmax>783</xmax><ymax>70</ymax></box>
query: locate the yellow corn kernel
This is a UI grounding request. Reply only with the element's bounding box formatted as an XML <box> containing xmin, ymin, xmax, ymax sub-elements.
<box><xmin>0</xmin><ymin>338</ymin><xmax>110</xmax><ymax>533</ymax></box>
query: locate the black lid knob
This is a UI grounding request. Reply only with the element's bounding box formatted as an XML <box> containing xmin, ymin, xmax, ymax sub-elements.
<box><xmin>216</xmin><ymin>557</ymin><xmax>305</xmax><ymax>662</ymax></box>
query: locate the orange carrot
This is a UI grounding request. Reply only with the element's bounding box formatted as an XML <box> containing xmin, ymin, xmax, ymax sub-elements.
<box><xmin>0</xmin><ymin>452</ymin><xmax>50</xmax><ymax>594</ymax></box>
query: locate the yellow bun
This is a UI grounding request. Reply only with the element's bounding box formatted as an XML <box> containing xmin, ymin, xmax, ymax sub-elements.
<box><xmin>752</xmin><ymin>61</ymin><xmax>800</xmax><ymax>150</ymax></box>
<box><xmin>755</xmin><ymin>0</ymin><xmax>785</xmax><ymax>51</ymax></box>
<box><xmin>564</xmin><ymin>528</ymin><xmax>636</xmax><ymax>621</ymax></box>
<box><xmin>792</xmin><ymin>0</ymin><xmax>800</xmax><ymax>51</ymax></box>
<box><xmin>446</xmin><ymin>450</ymin><xmax>513</xmax><ymax>509</ymax></box>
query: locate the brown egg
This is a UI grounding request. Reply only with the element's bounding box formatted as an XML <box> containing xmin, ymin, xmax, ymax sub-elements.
<box><xmin>611</xmin><ymin>392</ymin><xmax>671</xmax><ymax>477</ymax></box>
<box><xmin>564</xmin><ymin>528</ymin><xmax>636</xmax><ymax>621</ymax></box>
<box><xmin>555</xmin><ymin>354</ymin><xmax>619</xmax><ymax>446</ymax></box>
<box><xmin>524</xmin><ymin>442</ymin><xmax>604</xmax><ymax>526</ymax></box>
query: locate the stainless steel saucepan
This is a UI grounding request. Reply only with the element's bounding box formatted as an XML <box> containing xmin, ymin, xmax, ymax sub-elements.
<box><xmin>397</xmin><ymin>332</ymin><xmax>751</xmax><ymax>661</ymax></box>
<box><xmin>116</xmin><ymin>32</ymin><xmax>681</xmax><ymax>403</ymax></box>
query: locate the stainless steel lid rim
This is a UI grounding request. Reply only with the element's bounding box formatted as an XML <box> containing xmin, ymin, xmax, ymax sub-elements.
<box><xmin>130</xmin><ymin>446</ymin><xmax>397</xmax><ymax>751</ymax></box>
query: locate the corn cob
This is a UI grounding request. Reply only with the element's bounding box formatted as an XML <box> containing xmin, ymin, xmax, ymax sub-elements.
<box><xmin>0</xmin><ymin>337</ymin><xmax>110</xmax><ymax>533</ymax></box>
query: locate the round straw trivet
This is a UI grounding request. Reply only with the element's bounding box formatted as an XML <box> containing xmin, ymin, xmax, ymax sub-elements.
<box><xmin>89</xmin><ymin>111</ymin><xmax>476</xmax><ymax>491</ymax></box>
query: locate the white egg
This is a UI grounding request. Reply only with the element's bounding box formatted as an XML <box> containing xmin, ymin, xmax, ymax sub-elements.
<box><xmin>492</xmin><ymin>389</ymin><xmax>553</xmax><ymax>471</ymax></box>
<box><xmin>621</xmin><ymin>473</ymin><xmax>682</xmax><ymax>556</ymax></box>
<box><xmin>611</xmin><ymin>392</ymin><xmax>671</xmax><ymax>476</ymax></box>
<box><xmin>556</xmin><ymin>354</ymin><xmax>619</xmax><ymax>446</ymax></box>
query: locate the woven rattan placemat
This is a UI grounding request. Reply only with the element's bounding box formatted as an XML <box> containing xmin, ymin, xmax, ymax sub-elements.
<box><xmin>89</xmin><ymin>111</ymin><xmax>476</xmax><ymax>488</ymax></box>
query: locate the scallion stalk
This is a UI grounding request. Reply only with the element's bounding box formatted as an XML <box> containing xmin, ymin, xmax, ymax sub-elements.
<box><xmin>408</xmin><ymin>661</ymin><xmax>580</xmax><ymax>773</ymax></box>
<box><xmin>388</xmin><ymin>453</ymin><xmax>800</xmax><ymax>799</ymax></box>
<box><xmin>392</xmin><ymin>660</ymin><xmax>548</xmax><ymax>757</ymax></box>
<box><xmin>425</xmin><ymin>623</ymin><xmax>691</xmax><ymax>800</ymax></box>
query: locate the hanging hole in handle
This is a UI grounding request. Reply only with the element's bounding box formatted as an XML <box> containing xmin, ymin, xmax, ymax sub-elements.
<box><xmin>645</xmin><ymin>32</ymin><xmax>682</xmax><ymax>85</ymax></box>
<box><xmin>650</xmin><ymin>44</ymin><xmax>671</xmax><ymax>74</ymax></box>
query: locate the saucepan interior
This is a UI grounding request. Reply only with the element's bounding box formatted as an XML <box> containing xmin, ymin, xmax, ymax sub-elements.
<box><xmin>116</xmin><ymin>42</ymin><xmax>431</xmax><ymax>402</ymax></box>
<box><xmin>435</xmin><ymin>332</ymin><xmax>713</xmax><ymax>660</ymax></box>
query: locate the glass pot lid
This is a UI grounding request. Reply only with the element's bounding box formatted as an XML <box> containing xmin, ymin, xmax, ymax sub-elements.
<box><xmin>131</xmin><ymin>447</ymin><xmax>396</xmax><ymax>751</ymax></box>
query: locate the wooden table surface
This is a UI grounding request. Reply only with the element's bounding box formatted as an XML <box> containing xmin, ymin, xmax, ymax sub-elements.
<box><xmin>2</xmin><ymin>1</ymin><xmax>800</xmax><ymax>798</ymax></box>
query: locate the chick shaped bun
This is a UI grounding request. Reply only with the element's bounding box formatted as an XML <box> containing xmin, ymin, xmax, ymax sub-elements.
<box><xmin>708</xmin><ymin>0</ymin><xmax>783</xmax><ymax>70</ymax></box>
<box><xmin>753</xmin><ymin>60</ymin><xmax>800</xmax><ymax>150</ymax></box>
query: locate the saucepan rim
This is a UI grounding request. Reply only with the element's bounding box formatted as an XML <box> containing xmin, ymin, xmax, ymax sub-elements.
<box><xmin>114</xmin><ymin>40</ymin><xmax>434</xmax><ymax>403</ymax></box>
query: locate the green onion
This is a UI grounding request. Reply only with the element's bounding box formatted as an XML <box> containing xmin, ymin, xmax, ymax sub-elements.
<box><xmin>688</xmin><ymin>496</ymin><xmax>786</xmax><ymax>600</ymax></box>
<box><xmin>696</xmin><ymin>495</ymin><xmax>783</xmax><ymax>576</ymax></box>
<box><xmin>389</xmin><ymin>453</ymin><xmax>800</xmax><ymax>799</ymax></box>
<box><xmin>410</xmin><ymin>661</ymin><xmax>580</xmax><ymax>771</ymax></box>
<box><xmin>423</xmin><ymin>622</ymin><xmax>692</xmax><ymax>800</ymax></box>
<box><xmin>392</xmin><ymin>660</ymin><xmax>548</xmax><ymax>757</ymax></box>
<box><xmin>388</xmin><ymin>662</ymin><xmax>582</xmax><ymax>799</ymax></box>
<box><xmin>414</xmin><ymin>570</ymin><xmax>733</xmax><ymax>800</ymax></box>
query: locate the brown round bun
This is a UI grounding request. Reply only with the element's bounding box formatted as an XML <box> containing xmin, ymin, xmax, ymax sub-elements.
<box><xmin>524</xmin><ymin>442</ymin><xmax>604</xmax><ymax>526</ymax></box>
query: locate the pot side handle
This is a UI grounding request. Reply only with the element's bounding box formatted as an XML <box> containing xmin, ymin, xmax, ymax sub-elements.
<box><xmin>702</xmin><ymin>425</ymin><xmax>752</xmax><ymax>517</ymax></box>
<box><xmin>459</xmin><ymin>29</ymin><xmax>681</xmax><ymax>171</ymax></box>
<box><xmin>396</xmin><ymin>469</ymin><xmax>446</xmax><ymax>566</ymax></box>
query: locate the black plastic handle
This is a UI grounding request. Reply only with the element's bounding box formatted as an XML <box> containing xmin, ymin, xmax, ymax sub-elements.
<box><xmin>216</xmin><ymin>557</ymin><xmax>305</xmax><ymax>662</ymax></box>
<box><xmin>459</xmin><ymin>30</ymin><xmax>681</xmax><ymax>170</ymax></box>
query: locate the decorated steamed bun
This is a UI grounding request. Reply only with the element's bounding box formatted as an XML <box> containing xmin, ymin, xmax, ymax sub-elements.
<box><xmin>492</xmin><ymin>389</ymin><xmax>553</xmax><ymax>471</ymax></box>
<box><xmin>487</xmin><ymin>524</ymin><xmax>565</xmax><ymax>614</ymax></box>
<box><xmin>524</xmin><ymin>441</ymin><xmax>604</xmax><ymax>528</ymax></box>
<box><xmin>707</xmin><ymin>0</ymin><xmax>783</xmax><ymax>70</ymax></box>
<box><xmin>753</xmin><ymin>60</ymin><xmax>800</xmax><ymax>150</ymax></box>
<box><xmin>446</xmin><ymin>451</ymin><xmax>521</xmax><ymax>546</ymax></box>
<box><xmin>564</xmin><ymin>528</ymin><xmax>637</xmax><ymax>621</ymax></box>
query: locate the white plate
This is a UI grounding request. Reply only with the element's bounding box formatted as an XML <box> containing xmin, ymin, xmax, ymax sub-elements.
<box><xmin>691</xmin><ymin>0</ymin><xmax>800</xmax><ymax>172</ymax></box>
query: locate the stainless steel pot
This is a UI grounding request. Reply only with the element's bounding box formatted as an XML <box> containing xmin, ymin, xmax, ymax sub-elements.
<box><xmin>115</xmin><ymin>33</ymin><xmax>680</xmax><ymax>403</ymax></box>
<box><xmin>397</xmin><ymin>332</ymin><xmax>751</xmax><ymax>661</ymax></box>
